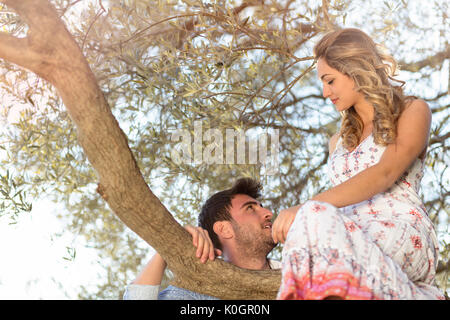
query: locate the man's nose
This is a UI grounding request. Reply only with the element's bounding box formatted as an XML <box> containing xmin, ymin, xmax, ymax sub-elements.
<box><xmin>262</xmin><ymin>208</ymin><xmax>273</xmax><ymax>220</ymax></box>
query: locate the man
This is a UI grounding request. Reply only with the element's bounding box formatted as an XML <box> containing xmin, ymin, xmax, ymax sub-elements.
<box><xmin>123</xmin><ymin>177</ymin><xmax>280</xmax><ymax>300</ymax></box>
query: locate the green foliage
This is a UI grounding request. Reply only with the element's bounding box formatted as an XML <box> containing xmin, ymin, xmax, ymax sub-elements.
<box><xmin>0</xmin><ymin>0</ymin><xmax>448</xmax><ymax>298</ymax></box>
<box><xmin>0</xmin><ymin>168</ymin><xmax>32</xmax><ymax>223</ymax></box>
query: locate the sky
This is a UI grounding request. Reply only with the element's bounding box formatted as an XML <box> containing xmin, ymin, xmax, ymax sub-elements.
<box><xmin>0</xmin><ymin>198</ymin><xmax>103</xmax><ymax>299</ymax></box>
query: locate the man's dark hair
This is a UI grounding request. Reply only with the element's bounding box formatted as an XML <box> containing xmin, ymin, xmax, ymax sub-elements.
<box><xmin>198</xmin><ymin>177</ymin><xmax>262</xmax><ymax>250</ymax></box>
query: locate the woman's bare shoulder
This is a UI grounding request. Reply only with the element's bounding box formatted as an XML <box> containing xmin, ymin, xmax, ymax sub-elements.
<box><xmin>400</xmin><ymin>98</ymin><xmax>431</xmax><ymax>127</ymax></box>
<box><xmin>404</xmin><ymin>98</ymin><xmax>431</xmax><ymax>113</ymax></box>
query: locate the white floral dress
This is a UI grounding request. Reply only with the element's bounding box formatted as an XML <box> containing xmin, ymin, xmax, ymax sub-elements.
<box><xmin>277</xmin><ymin>134</ymin><xmax>445</xmax><ymax>300</ymax></box>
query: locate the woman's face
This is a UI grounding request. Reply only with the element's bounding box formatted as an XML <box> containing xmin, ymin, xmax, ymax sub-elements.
<box><xmin>317</xmin><ymin>58</ymin><xmax>362</xmax><ymax>112</ymax></box>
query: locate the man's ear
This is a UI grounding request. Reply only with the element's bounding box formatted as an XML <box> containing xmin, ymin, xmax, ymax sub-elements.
<box><xmin>213</xmin><ymin>221</ymin><xmax>233</xmax><ymax>240</ymax></box>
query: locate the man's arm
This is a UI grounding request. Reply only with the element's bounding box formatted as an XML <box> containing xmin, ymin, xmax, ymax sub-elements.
<box><xmin>123</xmin><ymin>225</ymin><xmax>220</xmax><ymax>299</ymax></box>
<box><xmin>133</xmin><ymin>252</ymin><xmax>167</xmax><ymax>285</ymax></box>
<box><xmin>132</xmin><ymin>225</ymin><xmax>221</xmax><ymax>285</ymax></box>
<box><xmin>122</xmin><ymin>253</ymin><xmax>166</xmax><ymax>300</ymax></box>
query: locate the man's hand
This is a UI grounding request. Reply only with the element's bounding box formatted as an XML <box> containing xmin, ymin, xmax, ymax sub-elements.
<box><xmin>185</xmin><ymin>225</ymin><xmax>222</xmax><ymax>263</ymax></box>
<box><xmin>271</xmin><ymin>205</ymin><xmax>301</xmax><ymax>244</ymax></box>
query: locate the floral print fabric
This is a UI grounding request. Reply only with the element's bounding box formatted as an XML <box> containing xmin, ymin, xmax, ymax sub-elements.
<box><xmin>277</xmin><ymin>134</ymin><xmax>444</xmax><ymax>300</ymax></box>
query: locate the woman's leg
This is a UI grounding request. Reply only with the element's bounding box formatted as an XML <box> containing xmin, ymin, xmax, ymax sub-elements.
<box><xmin>277</xmin><ymin>200</ymin><xmax>444</xmax><ymax>300</ymax></box>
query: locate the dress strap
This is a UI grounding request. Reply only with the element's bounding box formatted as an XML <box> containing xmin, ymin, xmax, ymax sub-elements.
<box><xmin>334</xmin><ymin>135</ymin><xmax>343</xmax><ymax>152</ymax></box>
<box><xmin>330</xmin><ymin>135</ymin><xmax>343</xmax><ymax>157</ymax></box>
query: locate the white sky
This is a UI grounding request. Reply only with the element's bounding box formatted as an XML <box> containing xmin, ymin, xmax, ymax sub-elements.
<box><xmin>0</xmin><ymin>199</ymin><xmax>103</xmax><ymax>299</ymax></box>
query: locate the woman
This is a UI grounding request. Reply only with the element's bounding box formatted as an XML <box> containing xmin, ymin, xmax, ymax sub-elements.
<box><xmin>272</xmin><ymin>28</ymin><xmax>445</xmax><ymax>300</ymax></box>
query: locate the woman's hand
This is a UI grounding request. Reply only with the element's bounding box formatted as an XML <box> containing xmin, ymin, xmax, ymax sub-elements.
<box><xmin>271</xmin><ymin>205</ymin><xmax>301</xmax><ymax>244</ymax></box>
<box><xmin>185</xmin><ymin>225</ymin><xmax>222</xmax><ymax>263</ymax></box>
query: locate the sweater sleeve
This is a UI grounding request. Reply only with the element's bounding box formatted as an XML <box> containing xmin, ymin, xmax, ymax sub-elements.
<box><xmin>123</xmin><ymin>284</ymin><xmax>160</xmax><ymax>300</ymax></box>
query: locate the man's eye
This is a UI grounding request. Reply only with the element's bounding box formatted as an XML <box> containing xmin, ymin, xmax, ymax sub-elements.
<box><xmin>328</xmin><ymin>79</ymin><xmax>334</xmax><ymax>85</ymax></box>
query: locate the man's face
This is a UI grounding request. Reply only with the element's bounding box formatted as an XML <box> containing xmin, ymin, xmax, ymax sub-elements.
<box><xmin>228</xmin><ymin>194</ymin><xmax>276</xmax><ymax>255</ymax></box>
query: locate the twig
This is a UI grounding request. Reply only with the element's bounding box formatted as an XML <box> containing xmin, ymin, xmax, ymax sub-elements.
<box><xmin>232</xmin><ymin>47</ymin><xmax>314</xmax><ymax>62</ymax></box>
<box><xmin>59</xmin><ymin>0</ymin><xmax>83</xmax><ymax>17</ymax></box>
<box><xmin>239</xmin><ymin>58</ymin><xmax>313</xmax><ymax>119</ymax></box>
<box><xmin>81</xmin><ymin>9</ymin><xmax>105</xmax><ymax>52</ymax></box>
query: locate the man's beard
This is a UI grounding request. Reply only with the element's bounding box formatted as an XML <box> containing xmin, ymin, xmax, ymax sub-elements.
<box><xmin>231</xmin><ymin>221</ymin><xmax>276</xmax><ymax>257</ymax></box>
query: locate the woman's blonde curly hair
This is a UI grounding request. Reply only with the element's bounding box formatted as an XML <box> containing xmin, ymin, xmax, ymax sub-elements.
<box><xmin>313</xmin><ymin>28</ymin><xmax>413</xmax><ymax>150</ymax></box>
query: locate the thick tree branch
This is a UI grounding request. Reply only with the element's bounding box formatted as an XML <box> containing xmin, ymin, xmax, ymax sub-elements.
<box><xmin>0</xmin><ymin>33</ymin><xmax>30</xmax><ymax>67</ymax></box>
<box><xmin>0</xmin><ymin>0</ymin><xmax>281</xmax><ymax>299</ymax></box>
<box><xmin>400</xmin><ymin>47</ymin><xmax>450</xmax><ymax>72</ymax></box>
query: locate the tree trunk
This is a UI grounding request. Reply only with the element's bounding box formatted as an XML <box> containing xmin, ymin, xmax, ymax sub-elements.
<box><xmin>0</xmin><ymin>0</ymin><xmax>280</xmax><ymax>299</ymax></box>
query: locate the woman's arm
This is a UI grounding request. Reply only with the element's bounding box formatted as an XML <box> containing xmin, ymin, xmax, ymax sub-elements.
<box><xmin>272</xmin><ymin>99</ymin><xmax>431</xmax><ymax>243</ymax></box>
<box><xmin>311</xmin><ymin>99</ymin><xmax>431</xmax><ymax>207</ymax></box>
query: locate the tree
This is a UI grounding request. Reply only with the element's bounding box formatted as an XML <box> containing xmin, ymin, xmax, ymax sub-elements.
<box><xmin>1</xmin><ymin>0</ymin><xmax>299</xmax><ymax>299</ymax></box>
<box><xmin>0</xmin><ymin>0</ymin><xmax>448</xmax><ymax>299</ymax></box>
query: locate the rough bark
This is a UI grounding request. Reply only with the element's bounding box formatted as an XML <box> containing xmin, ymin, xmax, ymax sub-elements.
<box><xmin>0</xmin><ymin>0</ymin><xmax>281</xmax><ymax>299</ymax></box>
